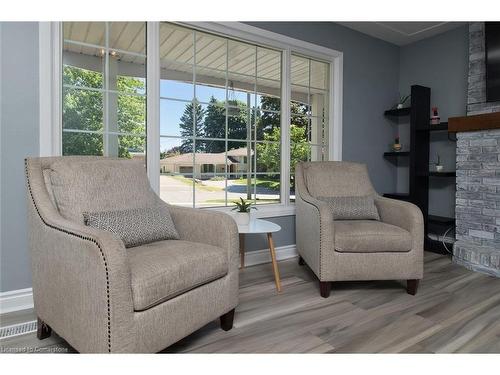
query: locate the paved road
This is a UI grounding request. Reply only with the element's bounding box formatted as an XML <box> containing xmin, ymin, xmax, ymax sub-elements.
<box><xmin>159</xmin><ymin>175</ymin><xmax>279</xmax><ymax>207</ymax></box>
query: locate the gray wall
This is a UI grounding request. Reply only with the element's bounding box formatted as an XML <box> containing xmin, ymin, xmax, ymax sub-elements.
<box><xmin>0</xmin><ymin>22</ymin><xmax>40</xmax><ymax>292</ymax></box>
<box><xmin>398</xmin><ymin>25</ymin><xmax>469</xmax><ymax>217</ymax></box>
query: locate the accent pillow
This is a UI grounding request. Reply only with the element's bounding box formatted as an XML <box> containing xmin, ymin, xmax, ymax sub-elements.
<box><xmin>83</xmin><ymin>205</ymin><xmax>179</xmax><ymax>248</ymax></box>
<box><xmin>316</xmin><ymin>195</ymin><xmax>380</xmax><ymax>221</ymax></box>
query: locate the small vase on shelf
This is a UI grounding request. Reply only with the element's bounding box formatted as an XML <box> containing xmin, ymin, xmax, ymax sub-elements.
<box><xmin>430</xmin><ymin>106</ymin><xmax>440</xmax><ymax>125</ymax></box>
<box><xmin>392</xmin><ymin>135</ymin><xmax>402</xmax><ymax>152</ymax></box>
<box><xmin>434</xmin><ymin>154</ymin><xmax>443</xmax><ymax>172</ymax></box>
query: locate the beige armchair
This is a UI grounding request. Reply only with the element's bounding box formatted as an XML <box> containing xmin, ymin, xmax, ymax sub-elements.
<box><xmin>25</xmin><ymin>156</ymin><xmax>239</xmax><ymax>353</ymax></box>
<box><xmin>295</xmin><ymin>161</ymin><xmax>423</xmax><ymax>298</ymax></box>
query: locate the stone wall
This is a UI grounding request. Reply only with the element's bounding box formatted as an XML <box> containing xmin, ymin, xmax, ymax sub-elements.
<box><xmin>454</xmin><ymin>129</ymin><xmax>500</xmax><ymax>276</ymax></box>
<box><xmin>453</xmin><ymin>22</ymin><xmax>500</xmax><ymax>276</ymax></box>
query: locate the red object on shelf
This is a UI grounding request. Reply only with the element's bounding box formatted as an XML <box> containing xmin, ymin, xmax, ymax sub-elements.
<box><xmin>430</xmin><ymin>106</ymin><xmax>440</xmax><ymax>125</ymax></box>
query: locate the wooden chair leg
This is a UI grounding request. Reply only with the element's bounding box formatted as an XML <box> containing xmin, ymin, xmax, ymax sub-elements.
<box><xmin>319</xmin><ymin>281</ymin><xmax>331</xmax><ymax>298</ymax></box>
<box><xmin>37</xmin><ymin>317</ymin><xmax>52</xmax><ymax>340</ymax></box>
<box><xmin>407</xmin><ymin>279</ymin><xmax>420</xmax><ymax>295</ymax></box>
<box><xmin>298</xmin><ymin>256</ymin><xmax>305</xmax><ymax>266</ymax></box>
<box><xmin>220</xmin><ymin>309</ymin><xmax>235</xmax><ymax>331</ymax></box>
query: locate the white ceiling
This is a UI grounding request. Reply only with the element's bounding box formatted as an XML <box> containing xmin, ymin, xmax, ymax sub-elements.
<box><xmin>338</xmin><ymin>22</ymin><xmax>467</xmax><ymax>46</ymax></box>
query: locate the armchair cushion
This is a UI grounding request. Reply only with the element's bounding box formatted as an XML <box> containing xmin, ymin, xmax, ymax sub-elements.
<box><xmin>334</xmin><ymin>220</ymin><xmax>412</xmax><ymax>253</ymax></box>
<box><xmin>127</xmin><ymin>240</ymin><xmax>228</xmax><ymax>311</ymax></box>
<box><xmin>49</xmin><ymin>158</ymin><xmax>158</xmax><ymax>224</ymax></box>
<box><xmin>317</xmin><ymin>195</ymin><xmax>380</xmax><ymax>220</ymax></box>
<box><xmin>83</xmin><ymin>206</ymin><xmax>179</xmax><ymax>248</ymax></box>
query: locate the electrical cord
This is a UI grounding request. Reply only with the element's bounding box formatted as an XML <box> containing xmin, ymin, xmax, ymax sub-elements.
<box><xmin>440</xmin><ymin>226</ymin><xmax>454</xmax><ymax>255</ymax></box>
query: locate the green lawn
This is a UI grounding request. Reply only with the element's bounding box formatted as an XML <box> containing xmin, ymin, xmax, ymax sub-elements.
<box><xmin>232</xmin><ymin>178</ymin><xmax>280</xmax><ymax>190</ymax></box>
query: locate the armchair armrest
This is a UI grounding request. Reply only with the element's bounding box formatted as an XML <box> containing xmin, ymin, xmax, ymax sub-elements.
<box><xmin>26</xmin><ymin>198</ymin><xmax>134</xmax><ymax>352</ymax></box>
<box><xmin>295</xmin><ymin>189</ymin><xmax>335</xmax><ymax>277</ymax></box>
<box><xmin>374</xmin><ymin>196</ymin><xmax>424</xmax><ymax>251</ymax></box>
<box><xmin>166</xmin><ymin>205</ymin><xmax>239</xmax><ymax>268</ymax></box>
<box><xmin>298</xmin><ymin>193</ymin><xmax>336</xmax><ymax>230</ymax></box>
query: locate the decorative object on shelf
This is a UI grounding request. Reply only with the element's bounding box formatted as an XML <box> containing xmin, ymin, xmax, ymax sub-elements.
<box><xmin>231</xmin><ymin>197</ymin><xmax>257</xmax><ymax>225</ymax></box>
<box><xmin>392</xmin><ymin>135</ymin><xmax>402</xmax><ymax>151</ymax></box>
<box><xmin>434</xmin><ymin>154</ymin><xmax>444</xmax><ymax>172</ymax></box>
<box><xmin>396</xmin><ymin>94</ymin><xmax>411</xmax><ymax>109</ymax></box>
<box><xmin>430</xmin><ymin>106</ymin><xmax>440</xmax><ymax>125</ymax></box>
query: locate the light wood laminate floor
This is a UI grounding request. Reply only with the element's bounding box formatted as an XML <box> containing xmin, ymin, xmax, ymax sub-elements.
<box><xmin>2</xmin><ymin>252</ymin><xmax>500</xmax><ymax>353</ymax></box>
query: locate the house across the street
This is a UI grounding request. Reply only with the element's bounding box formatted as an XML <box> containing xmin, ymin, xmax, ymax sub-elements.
<box><xmin>160</xmin><ymin>147</ymin><xmax>253</xmax><ymax>179</ymax></box>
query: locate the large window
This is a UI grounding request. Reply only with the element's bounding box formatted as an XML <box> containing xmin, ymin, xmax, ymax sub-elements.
<box><xmin>62</xmin><ymin>22</ymin><xmax>147</xmax><ymax>160</ymax></box>
<box><xmin>53</xmin><ymin>22</ymin><xmax>340</xmax><ymax>215</ymax></box>
<box><xmin>290</xmin><ymin>54</ymin><xmax>330</xmax><ymax>201</ymax></box>
<box><xmin>158</xmin><ymin>23</ymin><xmax>282</xmax><ymax>208</ymax></box>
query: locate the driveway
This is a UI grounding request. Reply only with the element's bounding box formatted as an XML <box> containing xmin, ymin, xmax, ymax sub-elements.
<box><xmin>160</xmin><ymin>176</ymin><xmax>280</xmax><ymax>207</ymax></box>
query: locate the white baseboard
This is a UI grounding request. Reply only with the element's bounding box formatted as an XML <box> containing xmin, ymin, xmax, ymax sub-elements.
<box><xmin>244</xmin><ymin>244</ymin><xmax>297</xmax><ymax>267</ymax></box>
<box><xmin>0</xmin><ymin>244</ymin><xmax>298</xmax><ymax>314</ymax></box>
<box><xmin>0</xmin><ymin>288</ymin><xmax>34</xmax><ymax>315</ymax></box>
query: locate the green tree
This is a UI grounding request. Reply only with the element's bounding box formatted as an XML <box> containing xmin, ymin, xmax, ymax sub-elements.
<box><xmin>62</xmin><ymin>66</ymin><xmax>146</xmax><ymax>158</ymax></box>
<box><xmin>203</xmin><ymin>97</ymin><xmax>225</xmax><ymax>151</ymax></box>
<box><xmin>256</xmin><ymin>97</ymin><xmax>308</xmax><ymax>139</ymax></box>
<box><xmin>202</xmin><ymin>96</ymin><xmax>250</xmax><ymax>153</ymax></box>
<box><xmin>257</xmin><ymin>97</ymin><xmax>280</xmax><ymax>140</ymax></box>
<box><xmin>116</xmin><ymin>76</ymin><xmax>147</xmax><ymax>158</ymax></box>
<box><xmin>62</xmin><ymin>66</ymin><xmax>104</xmax><ymax>156</ymax></box>
<box><xmin>289</xmin><ymin>125</ymin><xmax>310</xmax><ymax>173</ymax></box>
<box><xmin>256</xmin><ymin>125</ymin><xmax>310</xmax><ymax>178</ymax></box>
<box><xmin>227</xmin><ymin>100</ymin><xmax>250</xmax><ymax>142</ymax></box>
<box><xmin>255</xmin><ymin>98</ymin><xmax>309</xmax><ymax>177</ymax></box>
<box><xmin>178</xmin><ymin>101</ymin><xmax>205</xmax><ymax>152</ymax></box>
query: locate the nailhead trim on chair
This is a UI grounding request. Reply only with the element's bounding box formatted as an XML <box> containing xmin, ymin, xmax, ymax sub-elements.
<box><xmin>297</xmin><ymin>165</ymin><xmax>323</xmax><ymax>280</ymax></box>
<box><xmin>299</xmin><ymin>194</ymin><xmax>323</xmax><ymax>280</ymax></box>
<box><xmin>24</xmin><ymin>159</ymin><xmax>112</xmax><ymax>353</ymax></box>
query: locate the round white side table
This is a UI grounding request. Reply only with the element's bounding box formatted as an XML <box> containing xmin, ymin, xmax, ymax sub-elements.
<box><xmin>237</xmin><ymin>219</ymin><xmax>282</xmax><ymax>292</ymax></box>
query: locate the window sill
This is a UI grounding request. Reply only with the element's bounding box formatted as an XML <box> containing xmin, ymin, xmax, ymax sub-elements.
<box><xmin>207</xmin><ymin>204</ymin><xmax>296</xmax><ymax>218</ymax></box>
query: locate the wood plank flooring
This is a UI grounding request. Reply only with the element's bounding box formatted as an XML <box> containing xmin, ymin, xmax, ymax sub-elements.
<box><xmin>2</xmin><ymin>252</ymin><xmax>500</xmax><ymax>353</ymax></box>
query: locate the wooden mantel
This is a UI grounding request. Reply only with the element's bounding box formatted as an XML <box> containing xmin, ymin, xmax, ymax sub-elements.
<box><xmin>448</xmin><ymin>111</ymin><xmax>500</xmax><ymax>133</ymax></box>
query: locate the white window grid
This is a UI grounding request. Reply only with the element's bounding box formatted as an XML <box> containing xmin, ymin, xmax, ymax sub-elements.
<box><xmin>45</xmin><ymin>21</ymin><xmax>343</xmax><ymax>217</ymax></box>
<box><xmin>62</xmin><ymin>22</ymin><xmax>147</xmax><ymax>157</ymax></box>
<box><xmin>159</xmin><ymin>23</ymin><xmax>283</xmax><ymax>208</ymax></box>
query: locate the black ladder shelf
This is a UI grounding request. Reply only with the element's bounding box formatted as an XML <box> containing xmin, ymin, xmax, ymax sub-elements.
<box><xmin>382</xmin><ymin>85</ymin><xmax>456</xmax><ymax>255</ymax></box>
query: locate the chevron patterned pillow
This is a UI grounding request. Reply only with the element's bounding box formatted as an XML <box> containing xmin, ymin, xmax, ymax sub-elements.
<box><xmin>83</xmin><ymin>205</ymin><xmax>179</xmax><ymax>248</ymax></box>
<box><xmin>316</xmin><ymin>195</ymin><xmax>380</xmax><ymax>221</ymax></box>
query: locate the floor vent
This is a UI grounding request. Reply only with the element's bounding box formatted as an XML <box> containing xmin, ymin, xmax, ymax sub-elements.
<box><xmin>0</xmin><ymin>320</ymin><xmax>37</xmax><ymax>340</ymax></box>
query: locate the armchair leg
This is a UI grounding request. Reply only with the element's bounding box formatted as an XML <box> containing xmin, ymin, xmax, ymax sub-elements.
<box><xmin>319</xmin><ymin>281</ymin><xmax>331</xmax><ymax>298</ymax></box>
<box><xmin>298</xmin><ymin>256</ymin><xmax>305</xmax><ymax>266</ymax></box>
<box><xmin>37</xmin><ymin>317</ymin><xmax>52</xmax><ymax>340</ymax></box>
<box><xmin>220</xmin><ymin>309</ymin><xmax>235</xmax><ymax>331</ymax></box>
<box><xmin>407</xmin><ymin>279</ymin><xmax>420</xmax><ymax>295</ymax></box>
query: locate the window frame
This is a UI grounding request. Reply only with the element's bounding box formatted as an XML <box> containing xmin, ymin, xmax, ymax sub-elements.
<box><xmin>39</xmin><ymin>21</ymin><xmax>343</xmax><ymax>218</ymax></box>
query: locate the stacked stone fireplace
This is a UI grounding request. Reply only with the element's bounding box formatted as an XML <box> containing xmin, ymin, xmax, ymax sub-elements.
<box><xmin>452</xmin><ymin>22</ymin><xmax>500</xmax><ymax>276</ymax></box>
